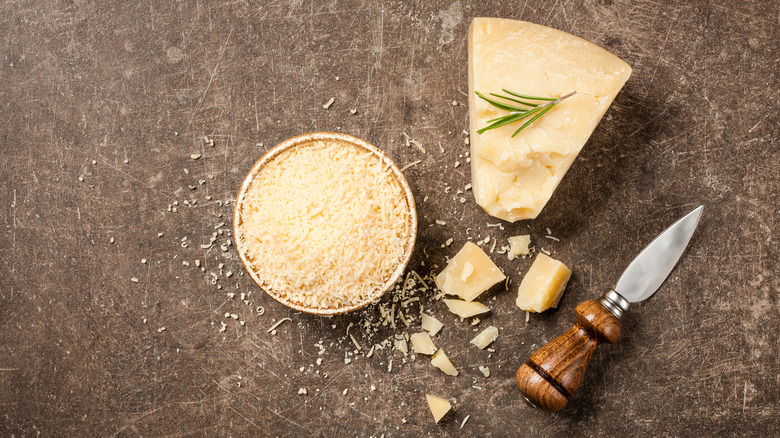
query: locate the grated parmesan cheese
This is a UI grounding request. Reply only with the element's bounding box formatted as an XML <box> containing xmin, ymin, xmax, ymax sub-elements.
<box><xmin>237</xmin><ymin>140</ymin><xmax>411</xmax><ymax>310</ymax></box>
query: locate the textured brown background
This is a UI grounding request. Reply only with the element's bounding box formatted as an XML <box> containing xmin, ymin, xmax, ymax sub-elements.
<box><xmin>1</xmin><ymin>0</ymin><xmax>778</xmax><ymax>436</ymax></box>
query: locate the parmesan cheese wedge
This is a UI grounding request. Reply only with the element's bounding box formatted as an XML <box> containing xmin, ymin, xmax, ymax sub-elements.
<box><xmin>436</xmin><ymin>242</ymin><xmax>506</xmax><ymax>301</ymax></box>
<box><xmin>421</xmin><ymin>313</ymin><xmax>444</xmax><ymax>336</ymax></box>
<box><xmin>468</xmin><ymin>18</ymin><xmax>632</xmax><ymax>221</ymax></box>
<box><xmin>431</xmin><ymin>349</ymin><xmax>458</xmax><ymax>376</ymax></box>
<box><xmin>410</xmin><ymin>332</ymin><xmax>437</xmax><ymax>355</ymax></box>
<box><xmin>470</xmin><ymin>326</ymin><xmax>499</xmax><ymax>349</ymax></box>
<box><xmin>425</xmin><ymin>394</ymin><xmax>452</xmax><ymax>423</ymax></box>
<box><xmin>516</xmin><ymin>253</ymin><xmax>572</xmax><ymax>312</ymax></box>
<box><xmin>443</xmin><ymin>299</ymin><xmax>490</xmax><ymax>319</ymax></box>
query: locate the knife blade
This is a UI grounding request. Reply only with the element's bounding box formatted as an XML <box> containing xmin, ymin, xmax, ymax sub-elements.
<box><xmin>515</xmin><ymin>205</ymin><xmax>704</xmax><ymax>412</ymax></box>
<box><xmin>616</xmin><ymin>205</ymin><xmax>704</xmax><ymax>302</ymax></box>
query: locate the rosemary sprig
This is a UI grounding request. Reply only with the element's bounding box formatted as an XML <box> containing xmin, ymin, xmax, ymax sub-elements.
<box><xmin>475</xmin><ymin>90</ymin><xmax>577</xmax><ymax>137</ymax></box>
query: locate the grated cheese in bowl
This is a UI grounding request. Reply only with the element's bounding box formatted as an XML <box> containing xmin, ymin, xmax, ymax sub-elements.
<box><xmin>234</xmin><ymin>132</ymin><xmax>417</xmax><ymax>315</ymax></box>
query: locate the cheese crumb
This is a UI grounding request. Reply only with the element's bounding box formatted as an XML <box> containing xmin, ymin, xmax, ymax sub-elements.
<box><xmin>507</xmin><ymin>235</ymin><xmax>532</xmax><ymax>260</ymax></box>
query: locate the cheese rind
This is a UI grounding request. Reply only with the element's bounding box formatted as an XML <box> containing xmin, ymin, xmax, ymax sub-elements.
<box><xmin>436</xmin><ymin>241</ymin><xmax>506</xmax><ymax>301</ymax></box>
<box><xmin>515</xmin><ymin>253</ymin><xmax>572</xmax><ymax>312</ymax></box>
<box><xmin>426</xmin><ymin>394</ymin><xmax>452</xmax><ymax>423</ymax></box>
<box><xmin>468</xmin><ymin>18</ymin><xmax>632</xmax><ymax>221</ymax></box>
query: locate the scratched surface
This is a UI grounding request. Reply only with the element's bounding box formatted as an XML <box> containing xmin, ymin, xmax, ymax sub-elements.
<box><xmin>1</xmin><ymin>0</ymin><xmax>778</xmax><ymax>436</ymax></box>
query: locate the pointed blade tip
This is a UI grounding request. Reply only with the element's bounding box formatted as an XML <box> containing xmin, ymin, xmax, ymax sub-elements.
<box><xmin>615</xmin><ymin>205</ymin><xmax>704</xmax><ymax>303</ymax></box>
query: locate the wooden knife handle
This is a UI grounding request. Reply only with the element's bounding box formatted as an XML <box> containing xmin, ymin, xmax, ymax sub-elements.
<box><xmin>515</xmin><ymin>299</ymin><xmax>622</xmax><ymax>412</ymax></box>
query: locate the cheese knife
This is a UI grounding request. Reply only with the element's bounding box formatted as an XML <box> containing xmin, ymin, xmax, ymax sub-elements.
<box><xmin>515</xmin><ymin>205</ymin><xmax>704</xmax><ymax>411</ymax></box>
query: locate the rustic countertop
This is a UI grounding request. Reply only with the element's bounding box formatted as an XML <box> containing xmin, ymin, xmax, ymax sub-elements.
<box><xmin>1</xmin><ymin>1</ymin><xmax>777</xmax><ymax>436</ymax></box>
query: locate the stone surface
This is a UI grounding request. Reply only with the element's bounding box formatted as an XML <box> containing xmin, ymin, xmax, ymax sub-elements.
<box><xmin>1</xmin><ymin>1</ymin><xmax>777</xmax><ymax>436</ymax></box>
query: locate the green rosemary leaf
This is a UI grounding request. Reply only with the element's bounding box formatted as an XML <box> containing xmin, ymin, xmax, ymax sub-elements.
<box><xmin>486</xmin><ymin>111</ymin><xmax>524</xmax><ymax>124</ymax></box>
<box><xmin>475</xmin><ymin>89</ymin><xmax>576</xmax><ymax>136</ymax></box>
<box><xmin>488</xmin><ymin>93</ymin><xmax>539</xmax><ymax>107</ymax></box>
<box><xmin>477</xmin><ymin>104</ymin><xmax>547</xmax><ymax>134</ymax></box>
<box><xmin>501</xmin><ymin>89</ymin><xmax>557</xmax><ymax>101</ymax></box>
<box><xmin>474</xmin><ymin>91</ymin><xmax>526</xmax><ymax>112</ymax></box>
<box><xmin>511</xmin><ymin>105</ymin><xmax>554</xmax><ymax>137</ymax></box>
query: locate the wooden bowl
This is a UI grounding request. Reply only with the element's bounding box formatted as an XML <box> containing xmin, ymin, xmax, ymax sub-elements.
<box><xmin>233</xmin><ymin>132</ymin><xmax>418</xmax><ymax>316</ymax></box>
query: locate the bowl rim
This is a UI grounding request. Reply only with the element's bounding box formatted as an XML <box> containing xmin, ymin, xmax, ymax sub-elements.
<box><xmin>233</xmin><ymin>131</ymin><xmax>418</xmax><ymax>316</ymax></box>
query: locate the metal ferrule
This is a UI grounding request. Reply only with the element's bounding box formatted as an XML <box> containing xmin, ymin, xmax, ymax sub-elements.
<box><xmin>599</xmin><ymin>289</ymin><xmax>630</xmax><ymax>320</ymax></box>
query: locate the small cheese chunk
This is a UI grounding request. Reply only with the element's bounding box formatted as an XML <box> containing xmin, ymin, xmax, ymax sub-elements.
<box><xmin>410</xmin><ymin>332</ymin><xmax>437</xmax><ymax>355</ymax></box>
<box><xmin>516</xmin><ymin>253</ymin><xmax>572</xmax><ymax>312</ymax></box>
<box><xmin>426</xmin><ymin>394</ymin><xmax>452</xmax><ymax>423</ymax></box>
<box><xmin>431</xmin><ymin>349</ymin><xmax>458</xmax><ymax>376</ymax></box>
<box><xmin>507</xmin><ymin>235</ymin><xmax>531</xmax><ymax>260</ymax></box>
<box><xmin>470</xmin><ymin>326</ymin><xmax>499</xmax><ymax>349</ymax></box>
<box><xmin>468</xmin><ymin>18</ymin><xmax>632</xmax><ymax>221</ymax></box>
<box><xmin>436</xmin><ymin>242</ymin><xmax>506</xmax><ymax>301</ymax></box>
<box><xmin>421</xmin><ymin>314</ymin><xmax>444</xmax><ymax>336</ymax></box>
<box><xmin>443</xmin><ymin>299</ymin><xmax>490</xmax><ymax>319</ymax></box>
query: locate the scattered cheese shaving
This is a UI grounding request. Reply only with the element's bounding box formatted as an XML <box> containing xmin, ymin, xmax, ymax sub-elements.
<box><xmin>400</xmin><ymin>160</ymin><xmax>422</xmax><ymax>172</ymax></box>
<box><xmin>409</xmin><ymin>139</ymin><xmax>426</xmax><ymax>154</ymax></box>
<box><xmin>410</xmin><ymin>332</ymin><xmax>437</xmax><ymax>355</ymax></box>
<box><xmin>426</xmin><ymin>394</ymin><xmax>452</xmax><ymax>423</ymax></box>
<box><xmin>470</xmin><ymin>326</ymin><xmax>499</xmax><ymax>349</ymax></box>
<box><xmin>443</xmin><ymin>299</ymin><xmax>490</xmax><ymax>318</ymax></box>
<box><xmin>350</xmin><ymin>334</ymin><xmax>362</xmax><ymax>351</ymax></box>
<box><xmin>431</xmin><ymin>349</ymin><xmax>458</xmax><ymax>376</ymax></box>
<box><xmin>421</xmin><ymin>314</ymin><xmax>443</xmax><ymax>336</ymax></box>
<box><xmin>266</xmin><ymin>318</ymin><xmax>292</xmax><ymax>333</ymax></box>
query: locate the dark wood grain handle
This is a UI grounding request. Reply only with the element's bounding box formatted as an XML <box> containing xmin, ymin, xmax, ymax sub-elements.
<box><xmin>516</xmin><ymin>299</ymin><xmax>622</xmax><ymax>412</ymax></box>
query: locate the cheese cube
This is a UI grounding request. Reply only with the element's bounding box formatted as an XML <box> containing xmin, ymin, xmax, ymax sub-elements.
<box><xmin>425</xmin><ymin>394</ymin><xmax>452</xmax><ymax>423</ymax></box>
<box><xmin>507</xmin><ymin>235</ymin><xmax>531</xmax><ymax>260</ymax></box>
<box><xmin>468</xmin><ymin>18</ymin><xmax>632</xmax><ymax>221</ymax></box>
<box><xmin>431</xmin><ymin>349</ymin><xmax>458</xmax><ymax>376</ymax></box>
<box><xmin>470</xmin><ymin>326</ymin><xmax>499</xmax><ymax>349</ymax></box>
<box><xmin>436</xmin><ymin>241</ymin><xmax>506</xmax><ymax>301</ymax></box>
<box><xmin>410</xmin><ymin>332</ymin><xmax>437</xmax><ymax>355</ymax></box>
<box><xmin>421</xmin><ymin>314</ymin><xmax>443</xmax><ymax>336</ymax></box>
<box><xmin>443</xmin><ymin>299</ymin><xmax>490</xmax><ymax>319</ymax></box>
<box><xmin>515</xmin><ymin>254</ymin><xmax>572</xmax><ymax>312</ymax></box>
